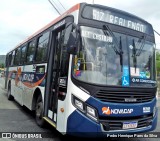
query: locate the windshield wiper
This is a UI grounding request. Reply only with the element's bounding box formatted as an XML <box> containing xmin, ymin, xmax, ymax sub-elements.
<box><xmin>132</xmin><ymin>39</ymin><xmax>137</xmax><ymax>73</ymax></box>
<box><xmin>132</xmin><ymin>35</ymin><xmax>146</xmax><ymax>73</ymax></box>
<box><xmin>103</xmin><ymin>25</ymin><xmax>120</xmax><ymax>54</ymax></box>
<box><xmin>103</xmin><ymin>25</ymin><xmax>123</xmax><ymax>71</ymax></box>
<box><xmin>119</xmin><ymin>36</ymin><xmax>123</xmax><ymax>71</ymax></box>
<box><xmin>136</xmin><ymin>35</ymin><xmax>146</xmax><ymax>56</ymax></box>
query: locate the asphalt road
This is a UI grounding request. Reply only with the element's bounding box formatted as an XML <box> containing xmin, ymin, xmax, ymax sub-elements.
<box><xmin>0</xmin><ymin>77</ymin><xmax>159</xmax><ymax>141</ymax></box>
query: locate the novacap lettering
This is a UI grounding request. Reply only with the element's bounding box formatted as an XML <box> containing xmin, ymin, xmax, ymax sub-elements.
<box><xmin>22</xmin><ymin>74</ymin><xmax>34</xmax><ymax>82</ymax></box>
<box><xmin>111</xmin><ymin>109</ymin><xmax>133</xmax><ymax>114</ymax></box>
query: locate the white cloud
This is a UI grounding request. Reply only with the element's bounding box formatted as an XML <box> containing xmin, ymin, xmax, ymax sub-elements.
<box><xmin>0</xmin><ymin>0</ymin><xmax>57</xmax><ymax>55</ymax></box>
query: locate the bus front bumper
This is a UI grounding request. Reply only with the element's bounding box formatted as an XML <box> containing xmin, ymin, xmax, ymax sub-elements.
<box><xmin>66</xmin><ymin>107</ymin><xmax>158</xmax><ymax>137</ymax></box>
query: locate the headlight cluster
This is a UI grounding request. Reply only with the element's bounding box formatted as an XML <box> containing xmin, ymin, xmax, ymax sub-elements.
<box><xmin>72</xmin><ymin>95</ymin><xmax>98</xmax><ymax>121</ymax></box>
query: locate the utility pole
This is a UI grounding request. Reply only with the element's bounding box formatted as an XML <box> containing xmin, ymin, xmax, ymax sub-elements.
<box><xmin>48</xmin><ymin>0</ymin><xmax>61</xmax><ymax>15</ymax></box>
<box><xmin>154</xmin><ymin>30</ymin><xmax>160</xmax><ymax>37</ymax></box>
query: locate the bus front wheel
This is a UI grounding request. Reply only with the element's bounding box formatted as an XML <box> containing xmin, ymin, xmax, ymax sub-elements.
<box><xmin>35</xmin><ymin>96</ymin><xmax>45</xmax><ymax>127</ymax></box>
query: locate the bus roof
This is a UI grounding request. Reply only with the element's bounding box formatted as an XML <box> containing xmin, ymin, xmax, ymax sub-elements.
<box><xmin>8</xmin><ymin>3</ymin><xmax>80</xmax><ymax>53</ymax></box>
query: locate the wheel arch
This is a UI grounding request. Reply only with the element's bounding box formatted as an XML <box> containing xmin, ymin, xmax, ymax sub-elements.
<box><xmin>32</xmin><ymin>88</ymin><xmax>42</xmax><ymax>111</ymax></box>
<box><xmin>7</xmin><ymin>80</ymin><xmax>11</xmax><ymax>90</ymax></box>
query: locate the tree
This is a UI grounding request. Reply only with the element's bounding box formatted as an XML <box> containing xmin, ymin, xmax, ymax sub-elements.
<box><xmin>156</xmin><ymin>52</ymin><xmax>160</xmax><ymax>76</ymax></box>
<box><xmin>0</xmin><ymin>63</ymin><xmax>4</xmax><ymax>68</ymax></box>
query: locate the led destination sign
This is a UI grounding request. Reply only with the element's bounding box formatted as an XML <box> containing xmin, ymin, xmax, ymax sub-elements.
<box><xmin>82</xmin><ymin>6</ymin><xmax>152</xmax><ymax>34</ymax></box>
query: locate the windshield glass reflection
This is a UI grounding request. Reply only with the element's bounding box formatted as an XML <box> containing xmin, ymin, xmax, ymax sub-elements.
<box><xmin>73</xmin><ymin>26</ymin><xmax>125</xmax><ymax>85</ymax></box>
<box><xmin>129</xmin><ymin>36</ymin><xmax>156</xmax><ymax>87</ymax></box>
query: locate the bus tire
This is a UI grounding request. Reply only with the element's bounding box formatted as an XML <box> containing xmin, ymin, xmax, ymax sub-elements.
<box><xmin>35</xmin><ymin>95</ymin><xmax>45</xmax><ymax>127</ymax></box>
<box><xmin>7</xmin><ymin>82</ymin><xmax>13</xmax><ymax>100</ymax></box>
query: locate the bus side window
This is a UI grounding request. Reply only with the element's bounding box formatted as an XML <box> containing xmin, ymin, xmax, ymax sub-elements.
<box><xmin>11</xmin><ymin>51</ymin><xmax>15</xmax><ymax>66</ymax></box>
<box><xmin>60</xmin><ymin>31</ymin><xmax>69</xmax><ymax>77</ymax></box>
<box><xmin>36</xmin><ymin>32</ymin><xmax>50</xmax><ymax>62</ymax></box>
<box><xmin>20</xmin><ymin>45</ymin><xmax>27</xmax><ymax>65</ymax></box>
<box><xmin>36</xmin><ymin>66</ymin><xmax>45</xmax><ymax>73</ymax></box>
<box><xmin>8</xmin><ymin>53</ymin><xmax>12</xmax><ymax>66</ymax></box>
<box><xmin>26</xmin><ymin>40</ymin><xmax>36</xmax><ymax>64</ymax></box>
<box><xmin>5</xmin><ymin>54</ymin><xmax>9</xmax><ymax>67</ymax></box>
<box><xmin>14</xmin><ymin>48</ymin><xmax>21</xmax><ymax>65</ymax></box>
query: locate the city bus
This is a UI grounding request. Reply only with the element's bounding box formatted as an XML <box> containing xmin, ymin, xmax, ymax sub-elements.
<box><xmin>4</xmin><ymin>3</ymin><xmax>157</xmax><ymax>137</ymax></box>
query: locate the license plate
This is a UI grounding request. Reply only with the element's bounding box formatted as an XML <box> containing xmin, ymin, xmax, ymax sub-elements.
<box><xmin>123</xmin><ymin>121</ymin><xmax>138</xmax><ymax>129</ymax></box>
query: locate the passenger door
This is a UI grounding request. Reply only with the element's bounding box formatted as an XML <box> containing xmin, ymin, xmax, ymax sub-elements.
<box><xmin>44</xmin><ymin>24</ymin><xmax>70</xmax><ymax>124</ymax></box>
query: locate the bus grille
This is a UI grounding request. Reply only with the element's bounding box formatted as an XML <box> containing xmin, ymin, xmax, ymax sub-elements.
<box><xmin>100</xmin><ymin>114</ymin><xmax>153</xmax><ymax>131</ymax></box>
<box><xmin>94</xmin><ymin>89</ymin><xmax>155</xmax><ymax>103</ymax></box>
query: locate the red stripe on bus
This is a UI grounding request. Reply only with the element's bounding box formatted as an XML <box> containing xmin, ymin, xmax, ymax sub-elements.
<box><xmin>22</xmin><ymin>74</ymin><xmax>46</xmax><ymax>88</ymax></box>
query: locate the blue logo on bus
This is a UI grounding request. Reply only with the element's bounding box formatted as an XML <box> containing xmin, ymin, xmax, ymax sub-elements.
<box><xmin>122</xmin><ymin>66</ymin><xmax>129</xmax><ymax>86</ymax></box>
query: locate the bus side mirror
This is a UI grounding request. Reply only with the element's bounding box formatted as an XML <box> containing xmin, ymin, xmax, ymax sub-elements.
<box><xmin>67</xmin><ymin>32</ymin><xmax>79</xmax><ymax>55</ymax></box>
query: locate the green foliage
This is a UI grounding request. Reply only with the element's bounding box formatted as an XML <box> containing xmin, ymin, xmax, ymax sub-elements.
<box><xmin>156</xmin><ymin>52</ymin><xmax>160</xmax><ymax>75</ymax></box>
<box><xmin>0</xmin><ymin>63</ymin><xmax>4</xmax><ymax>68</ymax></box>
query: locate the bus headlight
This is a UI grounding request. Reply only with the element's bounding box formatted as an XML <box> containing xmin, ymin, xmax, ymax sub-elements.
<box><xmin>72</xmin><ymin>95</ymin><xmax>85</xmax><ymax>112</ymax></box>
<box><xmin>86</xmin><ymin>105</ymin><xmax>98</xmax><ymax>121</ymax></box>
<box><xmin>72</xmin><ymin>95</ymin><xmax>98</xmax><ymax>121</ymax></box>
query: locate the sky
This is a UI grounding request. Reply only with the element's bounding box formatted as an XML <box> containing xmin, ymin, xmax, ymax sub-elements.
<box><xmin>0</xmin><ymin>0</ymin><xmax>160</xmax><ymax>55</ymax></box>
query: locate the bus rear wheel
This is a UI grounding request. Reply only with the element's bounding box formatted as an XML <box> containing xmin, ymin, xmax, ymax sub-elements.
<box><xmin>35</xmin><ymin>96</ymin><xmax>45</xmax><ymax>127</ymax></box>
<box><xmin>7</xmin><ymin>83</ymin><xmax>13</xmax><ymax>100</ymax></box>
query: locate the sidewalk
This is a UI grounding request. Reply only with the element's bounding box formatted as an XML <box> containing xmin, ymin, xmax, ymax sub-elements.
<box><xmin>0</xmin><ymin>78</ymin><xmax>6</xmax><ymax>92</ymax></box>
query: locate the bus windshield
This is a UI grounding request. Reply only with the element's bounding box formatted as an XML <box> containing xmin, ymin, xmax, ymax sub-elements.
<box><xmin>73</xmin><ymin>26</ymin><xmax>122</xmax><ymax>85</ymax></box>
<box><xmin>72</xmin><ymin>26</ymin><xmax>156</xmax><ymax>87</ymax></box>
<box><xmin>128</xmin><ymin>36</ymin><xmax>156</xmax><ymax>86</ymax></box>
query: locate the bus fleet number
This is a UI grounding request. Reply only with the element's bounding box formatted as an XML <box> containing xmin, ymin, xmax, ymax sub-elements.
<box><xmin>93</xmin><ymin>9</ymin><xmax>104</xmax><ymax>21</ymax></box>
